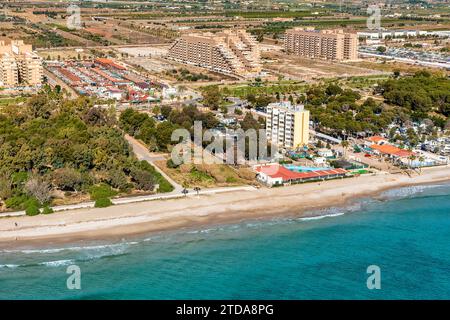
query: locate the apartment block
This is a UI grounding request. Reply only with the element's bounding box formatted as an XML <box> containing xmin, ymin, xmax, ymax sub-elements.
<box><xmin>0</xmin><ymin>53</ymin><xmax>19</xmax><ymax>87</ymax></box>
<box><xmin>284</xmin><ymin>27</ymin><xmax>358</xmax><ymax>61</ymax></box>
<box><xmin>266</xmin><ymin>101</ymin><xmax>310</xmax><ymax>149</ymax></box>
<box><xmin>0</xmin><ymin>38</ymin><xmax>43</xmax><ymax>87</ymax></box>
<box><xmin>167</xmin><ymin>30</ymin><xmax>261</xmax><ymax>78</ymax></box>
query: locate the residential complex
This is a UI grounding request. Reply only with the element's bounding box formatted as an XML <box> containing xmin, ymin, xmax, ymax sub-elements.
<box><xmin>167</xmin><ymin>29</ymin><xmax>261</xmax><ymax>78</ymax></box>
<box><xmin>0</xmin><ymin>38</ymin><xmax>43</xmax><ymax>87</ymax></box>
<box><xmin>266</xmin><ymin>101</ymin><xmax>310</xmax><ymax>149</ymax></box>
<box><xmin>46</xmin><ymin>58</ymin><xmax>161</xmax><ymax>102</ymax></box>
<box><xmin>284</xmin><ymin>27</ymin><xmax>358</xmax><ymax>61</ymax></box>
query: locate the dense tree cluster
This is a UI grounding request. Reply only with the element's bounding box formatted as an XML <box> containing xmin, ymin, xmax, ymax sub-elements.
<box><xmin>119</xmin><ymin>105</ymin><xmax>219</xmax><ymax>152</ymax></box>
<box><xmin>305</xmin><ymin>84</ymin><xmax>394</xmax><ymax>136</ymax></box>
<box><xmin>201</xmin><ymin>85</ymin><xmax>222</xmax><ymax>110</ymax></box>
<box><xmin>378</xmin><ymin>71</ymin><xmax>450</xmax><ymax>119</ymax></box>
<box><xmin>0</xmin><ymin>87</ymin><xmax>173</xmax><ymax>212</ymax></box>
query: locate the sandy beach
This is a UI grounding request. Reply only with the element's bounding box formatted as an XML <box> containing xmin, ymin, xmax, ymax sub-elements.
<box><xmin>1</xmin><ymin>166</ymin><xmax>449</xmax><ymax>248</ymax></box>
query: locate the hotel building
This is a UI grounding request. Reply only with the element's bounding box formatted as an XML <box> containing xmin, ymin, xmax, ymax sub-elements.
<box><xmin>284</xmin><ymin>27</ymin><xmax>358</xmax><ymax>61</ymax></box>
<box><xmin>266</xmin><ymin>101</ymin><xmax>310</xmax><ymax>149</ymax></box>
<box><xmin>167</xmin><ymin>30</ymin><xmax>261</xmax><ymax>78</ymax></box>
<box><xmin>0</xmin><ymin>38</ymin><xmax>43</xmax><ymax>87</ymax></box>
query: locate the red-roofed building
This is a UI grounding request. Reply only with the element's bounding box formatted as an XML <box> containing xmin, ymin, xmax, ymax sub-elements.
<box><xmin>94</xmin><ymin>58</ymin><xmax>126</xmax><ymax>70</ymax></box>
<box><xmin>365</xmin><ymin>135</ymin><xmax>388</xmax><ymax>146</ymax></box>
<box><xmin>254</xmin><ymin>164</ymin><xmax>348</xmax><ymax>186</ymax></box>
<box><xmin>370</xmin><ymin>144</ymin><xmax>414</xmax><ymax>158</ymax></box>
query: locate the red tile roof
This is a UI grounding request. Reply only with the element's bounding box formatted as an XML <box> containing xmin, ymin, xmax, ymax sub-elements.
<box><xmin>370</xmin><ymin>144</ymin><xmax>414</xmax><ymax>157</ymax></box>
<box><xmin>368</xmin><ymin>136</ymin><xmax>386</xmax><ymax>143</ymax></box>
<box><xmin>57</xmin><ymin>67</ymin><xmax>81</xmax><ymax>83</ymax></box>
<box><xmin>255</xmin><ymin>164</ymin><xmax>347</xmax><ymax>182</ymax></box>
<box><xmin>95</xmin><ymin>58</ymin><xmax>126</xmax><ymax>70</ymax></box>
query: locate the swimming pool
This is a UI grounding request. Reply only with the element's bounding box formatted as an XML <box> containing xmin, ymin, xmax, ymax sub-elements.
<box><xmin>284</xmin><ymin>165</ymin><xmax>332</xmax><ymax>172</ymax></box>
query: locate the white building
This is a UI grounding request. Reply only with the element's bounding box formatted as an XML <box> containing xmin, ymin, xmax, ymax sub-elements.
<box><xmin>358</xmin><ymin>30</ymin><xmax>428</xmax><ymax>40</ymax></box>
<box><xmin>266</xmin><ymin>101</ymin><xmax>310</xmax><ymax>150</ymax></box>
<box><xmin>162</xmin><ymin>86</ymin><xmax>178</xmax><ymax>99</ymax></box>
<box><xmin>317</xmin><ymin>148</ymin><xmax>333</xmax><ymax>158</ymax></box>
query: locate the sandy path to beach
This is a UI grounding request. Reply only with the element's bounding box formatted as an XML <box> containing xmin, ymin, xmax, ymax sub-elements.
<box><xmin>0</xmin><ymin>166</ymin><xmax>449</xmax><ymax>247</ymax></box>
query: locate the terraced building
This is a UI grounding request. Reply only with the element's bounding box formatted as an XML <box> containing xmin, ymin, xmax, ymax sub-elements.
<box><xmin>167</xmin><ymin>30</ymin><xmax>261</xmax><ymax>78</ymax></box>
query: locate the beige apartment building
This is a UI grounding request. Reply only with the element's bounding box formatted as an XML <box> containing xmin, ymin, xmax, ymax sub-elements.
<box><xmin>167</xmin><ymin>30</ymin><xmax>261</xmax><ymax>78</ymax></box>
<box><xmin>266</xmin><ymin>101</ymin><xmax>310</xmax><ymax>150</ymax></box>
<box><xmin>0</xmin><ymin>38</ymin><xmax>43</xmax><ymax>87</ymax></box>
<box><xmin>284</xmin><ymin>27</ymin><xmax>358</xmax><ymax>61</ymax></box>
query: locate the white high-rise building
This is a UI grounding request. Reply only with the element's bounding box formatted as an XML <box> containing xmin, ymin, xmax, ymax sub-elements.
<box><xmin>266</xmin><ymin>101</ymin><xmax>310</xmax><ymax>149</ymax></box>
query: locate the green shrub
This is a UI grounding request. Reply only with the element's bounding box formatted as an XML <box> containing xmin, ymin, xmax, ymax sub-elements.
<box><xmin>5</xmin><ymin>195</ymin><xmax>29</xmax><ymax>209</ymax></box>
<box><xmin>5</xmin><ymin>195</ymin><xmax>39</xmax><ymax>210</ymax></box>
<box><xmin>158</xmin><ymin>179</ymin><xmax>174</xmax><ymax>193</ymax></box>
<box><xmin>26</xmin><ymin>205</ymin><xmax>40</xmax><ymax>216</ymax></box>
<box><xmin>89</xmin><ymin>183</ymin><xmax>117</xmax><ymax>200</ymax></box>
<box><xmin>24</xmin><ymin>198</ymin><xmax>40</xmax><ymax>209</ymax></box>
<box><xmin>166</xmin><ymin>158</ymin><xmax>180</xmax><ymax>169</ymax></box>
<box><xmin>130</xmin><ymin>168</ymin><xmax>156</xmax><ymax>191</ymax></box>
<box><xmin>189</xmin><ymin>167</ymin><xmax>214</xmax><ymax>182</ymax></box>
<box><xmin>94</xmin><ymin>197</ymin><xmax>113</xmax><ymax>208</ymax></box>
<box><xmin>42</xmin><ymin>206</ymin><xmax>54</xmax><ymax>214</ymax></box>
<box><xmin>11</xmin><ymin>172</ymin><xmax>28</xmax><ymax>188</ymax></box>
<box><xmin>138</xmin><ymin>160</ymin><xmax>174</xmax><ymax>193</ymax></box>
<box><xmin>226</xmin><ymin>176</ymin><xmax>237</xmax><ymax>183</ymax></box>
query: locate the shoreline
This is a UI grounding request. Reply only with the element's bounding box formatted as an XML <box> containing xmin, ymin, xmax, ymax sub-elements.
<box><xmin>1</xmin><ymin>166</ymin><xmax>450</xmax><ymax>249</ymax></box>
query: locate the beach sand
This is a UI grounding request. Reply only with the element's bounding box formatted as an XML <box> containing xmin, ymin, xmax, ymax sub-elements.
<box><xmin>1</xmin><ymin>166</ymin><xmax>449</xmax><ymax>248</ymax></box>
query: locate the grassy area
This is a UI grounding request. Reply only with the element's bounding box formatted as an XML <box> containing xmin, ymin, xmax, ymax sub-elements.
<box><xmin>343</xmin><ymin>75</ymin><xmax>392</xmax><ymax>90</ymax></box>
<box><xmin>219</xmin><ymin>81</ymin><xmax>307</xmax><ymax>98</ymax></box>
<box><xmin>154</xmin><ymin>161</ymin><xmax>255</xmax><ymax>188</ymax></box>
<box><xmin>0</xmin><ymin>96</ymin><xmax>28</xmax><ymax>107</ymax></box>
<box><xmin>348</xmin><ymin>61</ymin><xmax>450</xmax><ymax>77</ymax></box>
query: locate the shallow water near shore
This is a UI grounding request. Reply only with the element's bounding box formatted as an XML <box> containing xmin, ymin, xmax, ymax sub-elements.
<box><xmin>1</xmin><ymin>183</ymin><xmax>450</xmax><ymax>299</ymax></box>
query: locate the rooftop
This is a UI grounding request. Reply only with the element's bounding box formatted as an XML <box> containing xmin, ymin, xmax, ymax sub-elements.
<box><xmin>370</xmin><ymin>144</ymin><xmax>414</xmax><ymax>158</ymax></box>
<box><xmin>267</xmin><ymin>101</ymin><xmax>306</xmax><ymax>112</ymax></box>
<box><xmin>255</xmin><ymin>164</ymin><xmax>347</xmax><ymax>182</ymax></box>
<box><xmin>367</xmin><ymin>136</ymin><xmax>387</xmax><ymax>143</ymax></box>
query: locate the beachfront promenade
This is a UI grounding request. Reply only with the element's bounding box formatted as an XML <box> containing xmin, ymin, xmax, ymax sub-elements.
<box><xmin>0</xmin><ymin>185</ymin><xmax>257</xmax><ymax>218</ymax></box>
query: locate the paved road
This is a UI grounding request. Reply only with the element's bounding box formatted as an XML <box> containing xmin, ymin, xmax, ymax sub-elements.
<box><xmin>124</xmin><ymin>134</ymin><xmax>184</xmax><ymax>193</ymax></box>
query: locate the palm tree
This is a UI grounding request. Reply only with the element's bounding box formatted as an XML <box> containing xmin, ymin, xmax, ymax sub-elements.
<box><xmin>194</xmin><ymin>187</ymin><xmax>201</xmax><ymax>196</ymax></box>
<box><xmin>341</xmin><ymin>140</ymin><xmax>349</xmax><ymax>159</ymax></box>
<box><xmin>408</xmin><ymin>154</ymin><xmax>417</xmax><ymax>169</ymax></box>
<box><xmin>418</xmin><ymin>156</ymin><xmax>425</xmax><ymax>174</ymax></box>
<box><xmin>182</xmin><ymin>188</ymin><xmax>189</xmax><ymax>197</ymax></box>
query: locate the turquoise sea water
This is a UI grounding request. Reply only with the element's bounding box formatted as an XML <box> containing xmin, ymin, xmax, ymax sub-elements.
<box><xmin>1</xmin><ymin>183</ymin><xmax>450</xmax><ymax>299</ymax></box>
